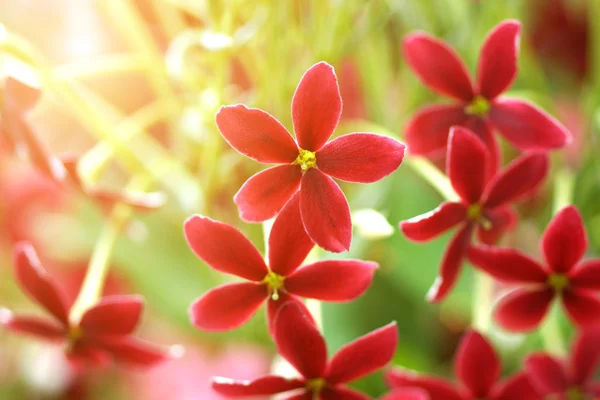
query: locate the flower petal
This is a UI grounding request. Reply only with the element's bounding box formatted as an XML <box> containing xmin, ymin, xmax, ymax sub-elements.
<box><xmin>300</xmin><ymin>168</ymin><xmax>352</xmax><ymax>253</ymax></box>
<box><xmin>467</xmin><ymin>246</ymin><xmax>548</xmax><ymax>284</ymax></box>
<box><xmin>286</xmin><ymin>260</ymin><xmax>377</xmax><ymax>302</ymax></box>
<box><xmin>292</xmin><ymin>62</ymin><xmax>342</xmax><ymax>151</ymax></box>
<box><xmin>321</xmin><ymin>387</ymin><xmax>371</xmax><ymax>400</ymax></box>
<box><xmin>326</xmin><ymin>322</ymin><xmax>397</xmax><ymax>384</ymax></box>
<box><xmin>454</xmin><ymin>330</ymin><xmax>500</xmax><ymax>397</ymax></box>
<box><xmin>268</xmin><ymin>193</ymin><xmax>315</xmax><ymax>276</ymax></box>
<box><xmin>570</xmin><ymin>326</ymin><xmax>600</xmax><ymax>386</ymax></box>
<box><xmin>524</xmin><ymin>353</ymin><xmax>568</xmax><ymax>395</ymax></box>
<box><xmin>491</xmin><ymin>372</ymin><xmax>540</xmax><ymax>400</ymax></box>
<box><xmin>541</xmin><ymin>205</ymin><xmax>587</xmax><ymax>274</ymax></box>
<box><xmin>404</xmin><ymin>105</ymin><xmax>468</xmax><ymax>156</ymax></box>
<box><xmin>400</xmin><ymin>202</ymin><xmax>466</xmax><ymax>242</ymax></box>
<box><xmin>483</xmin><ymin>153</ymin><xmax>549</xmax><ymax>209</ymax></box>
<box><xmin>189</xmin><ymin>283</ymin><xmax>267</xmax><ymax>331</ymax></box>
<box><xmin>273</xmin><ymin>301</ymin><xmax>328</xmax><ymax>379</ymax></box>
<box><xmin>489</xmin><ymin>98</ymin><xmax>571</xmax><ymax>150</ymax></box>
<box><xmin>476</xmin><ymin>207</ymin><xmax>517</xmax><ymax>245</ymax></box>
<box><xmin>476</xmin><ymin>20</ymin><xmax>521</xmax><ymax>99</ymax></box>
<box><xmin>427</xmin><ymin>225</ymin><xmax>472</xmax><ymax>303</ymax></box>
<box><xmin>570</xmin><ymin>260</ymin><xmax>600</xmax><ymax>290</ymax></box>
<box><xmin>4</xmin><ymin>77</ymin><xmax>42</xmax><ymax>111</ymax></box>
<box><xmin>386</xmin><ymin>370</ymin><xmax>463</xmax><ymax>400</ymax></box>
<box><xmin>316</xmin><ymin>133</ymin><xmax>405</xmax><ymax>183</ymax></box>
<box><xmin>0</xmin><ymin>310</ymin><xmax>65</xmax><ymax>340</ymax></box>
<box><xmin>266</xmin><ymin>292</ymin><xmax>315</xmax><ymax>335</ymax></box>
<box><xmin>13</xmin><ymin>242</ymin><xmax>69</xmax><ymax>325</ymax></box>
<box><xmin>282</xmin><ymin>392</ymin><xmax>313</xmax><ymax>400</ymax></box>
<box><xmin>212</xmin><ymin>375</ymin><xmax>305</xmax><ymax>397</ymax></box>
<box><xmin>80</xmin><ymin>295</ymin><xmax>143</xmax><ymax>336</ymax></box>
<box><xmin>380</xmin><ymin>388</ymin><xmax>430</xmax><ymax>400</ymax></box>
<box><xmin>91</xmin><ymin>336</ymin><xmax>168</xmax><ymax>367</ymax></box>
<box><xmin>562</xmin><ymin>289</ymin><xmax>600</xmax><ymax>328</ymax></box>
<box><xmin>447</xmin><ymin>126</ymin><xmax>487</xmax><ymax>203</ymax></box>
<box><xmin>464</xmin><ymin>117</ymin><xmax>500</xmax><ymax>179</ymax></box>
<box><xmin>403</xmin><ymin>33</ymin><xmax>474</xmax><ymax>101</ymax></box>
<box><xmin>215</xmin><ymin>104</ymin><xmax>298</xmax><ymax>163</ymax></box>
<box><xmin>234</xmin><ymin>165</ymin><xmax>303</xmax><ymax>222</ymax></box>
<box><xmin>184</xmin><ymin>215</ymin><xmax>268</xmax><ymax>281</ymax></box>
<box><xmin>494</xmin><ymin>288</ymin><xmax>554</xmax><ymax>332</ymax></box>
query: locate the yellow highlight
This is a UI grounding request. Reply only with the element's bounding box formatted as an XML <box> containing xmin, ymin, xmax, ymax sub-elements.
<box><xmin>306</xmin><ymin>377</ymin><xmax>326</xmax><ymax>394</ymax></box>
<box><xmin>262</xmin><ymin>271</ymin><xmax>285</xmax><ymax>301</ymax></box>
<box><xmin>464</xmin><ymin>95</ymin><xmax>491</xmax><ymax>116</ymax></box>
<box><xmin>467</xmin><ymin>203</ymin><xmax>492</xmax><ymax>230</ymax></box>
<box><xmin>548</xmin><ymin>274</ymin><xmax>569</xmax><ymax>292</ymax></box>
<box><xmin>295</xmin><ymin>148</ymin><xmax>317</xmax><ymax>171</ymax></box>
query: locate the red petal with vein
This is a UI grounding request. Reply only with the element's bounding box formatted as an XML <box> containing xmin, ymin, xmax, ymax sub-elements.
<box><xmin>386</xmin><ymin>370</ymin><xmax>463</xmax><ymax>400</ymax></box>
<box><xmin>400</xmin><ymin>202</ymin><xmax>466</xmax><ymax>242</ymax></box>
<box><xmin>455</xmin><ymin>330</ymin><xmax>500</xmax><ymax>397</ymax></box>
<box><xmin>467</xmin><ymin>246</ymin><xmax>548</xmax><ymax>284</ymax></box>
<box><xmin>326</xmin><ymin>322</ymin><xmax>397</xmax><ymax>384</ymax></box>
<box><xmin>477</xmin><ymin>207</ymin><xmax>517</xmax><ymax>245</ymax></box>
<box><xmin>92</xmin><ymin>336</ymin><xmax>167</xmax><ymax>367</ymax></box>
<box><xmin>316</xmin><ymin>133</ymin><xmax>405</xmax><ymax>183</ymax></box>
<box><xmin>447</xmin><ymin>127</ymin><xmax>487</xmax><ymax>203</ymax></box>
<box><xmin>321</xmin><ymin>387</ymin><xmax>371</xmax><ymax>400</ymax></box>
<box><xmin>273</xmin><ymin>302</ymin><xmax>327</xmax><ymax>379</ymax></box>
<box><xmin>0</xmin><ymin>311</ymin><xmax>65</xmax><ymax>340</ymax></box>
<box><xmin>404</xmin><ymin>105</ymin><xmax>468</xmax><ymax>156</ymax></box>
<box><xmin>562</xmin><ymin>289</ymin><xmax>600</xmax><ymax>328</ymax></box>
<box><xmin>80</xmin><ymin>295</ymin><xmax>143</xmax><ymax>336</ymax></box>
<box><xmin>266</xmin><ymin>292</ymin><xmax>315</xmax><ymax>335</ymax></box>
<box><xmin>268</xmin><ymin>193</ymin><xmax>315</xmax><ymax>276</ymax></box>
<box><xmin>491</xmin><ymin>372</ymin><xmax>540</xmax><ymax>400</ymax></box>
<box><xmin>489</xmin><ymin>98</ymin><xmax>571</xmax><ymax>150</ymax></box>
<box><xmin>13</xmin><ymin>243</ymin><xmax>69</xmax><ymax>325</ymax></box>
<box><xmin>541</xmin><ymin>205</ymin><xmax>587</xmax><ymax>274</ymax></box>
<box><xmin>184</xmin><ymin>215</ymin><xmax>268</xmax><ymax>281</ymax></box>
<box><xmin>483</xmin><ymin>153</ymin><xmax>549</xmax><ymax>209</ymax></box>
<box><xmin>525</xmin><ymin>353</ymin><xmax>568</xmax><ymax>395</ymax></box>
<box><xmin>292</xmin><ymin>62</ymin><xmax>342</xmax><ymax>151</ymax></box>
<box><xmin>286</xmin><ymin>260</ymin><xmax>377</xmax><ymax>302</ymax></box>
<box><xmin>494</xmin><ymin>288</ymin><xmax>554</xmax><ymax>332</ymax></box>
<box><xmin>215</xmin><ymin>104</ymin><xmax>298</xmax><ymax>164</ymax></box>
<box><xmin>427</xmin><ymin>225</ymin><xmax>472</xmax><ymax>303</ymax></box>
<box><xmin>477</xmin><ymin>20</ymin><xmax>521</xmax><ymax>99</ymax></box>
<box><xmin>234</xmin><ymin>165</ymin><xmax>302</xmax><ymax>222</ymax></box>
<box><xmin>189</xmin><ymin>283</ymin><xmax>267</xmax><ymax>331</ymax></box>
<box><xmin>380</xmin><ymin>388</ymin><xmax>430</xmax><ymax>400</ymax></box>
<box><xmin>403</xmin><ymin>34</ymin><xmax>474</xmax><ymax>101</ymax></box>
<box><xmin>569</xmin><ymin>260</ymin><xmax>600</xmax><ymax>290</ymax></box>
<box><xmin>211</xmin><ymin>375</ymin><xmax>304</xmax><ymax>397</ymax></box>
<box><xmin>571</xmin><ymin>327</ymin><xmax>600</xmax><ymax>386</ymax></box>
<box><xmin>300</xmin><ymin>169</ymin><xmax>351</xmax><ymax>253</ymax></box>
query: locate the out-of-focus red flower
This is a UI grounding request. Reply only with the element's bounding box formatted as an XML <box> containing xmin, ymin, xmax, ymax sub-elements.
<box><xmin>525</xmin><ymin>327</ymin><xmax>600</xmax><ymax>398</ymax></box>
<box><xmin>212</xmin><ymin>301</ymin><xmax>398</xmax><ymax>399</ymax></box>
<box><xmin>386</xmin><ymin>330</ymin><xmax>540</xmax><ymax>400</ymax></box>
<box><xmin>400</xmin><ymin>127</ymin><xmax>548</xmax><ymax>302</ymax></box>
<box><xmin>216</xmin><ymin>61</ymin><xmax>405</xmax><ymax>252</ymax></box>
<box><xmin>403</xmin><ymin>20</ymin><xmax>570</xmax><ymax>174</ymax></box>
<box><xmin>184</xmin><ymin>193</ymin><xmax>377</xmax><ymax>332</ymax></box>
<box><xmin>339</xmin><ymin>59</ymin><xmax>367</xmax><ymax>121</ymax></box>
<box><xmin>0</xmin><ymin>243</ymin><xmax>168</xmax><ymax>368</ymax></box>
<box><xmin>381</xmin><ymin>388</ymin><xmax>430</xmax><ymax>400</ymax></box>
<box><xmin>468</xmin><ymin>205</ymin><xmax>600</xmax><ymax>331</ymax></box>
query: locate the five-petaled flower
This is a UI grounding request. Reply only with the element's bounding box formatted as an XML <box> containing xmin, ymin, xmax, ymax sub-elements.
<box><xmin>386</xmin><ymin>330</ymin><xmax>541</xmax><ymax>400</ymax></box>
<box><xmin>0</xmin><ymin>242</ymin><xmax>168</xmax><ymax>368</ymax></box>
<box><xmin>212</xmin><ymin>301</ymin><xmax>398</xmax><ymax>399</ymax></box>
<box><xmin>468</xmin><ymin>205</ymin><xmax>600</xmax><ymax>331</ymax></box>
<box><xmin>215</xmin><ymin>61</ymin><xmax>406</xmax><ymax>252</ymax></box>
<box><xmin>524</xmin><ymin>327</ymin><xmax>600</xmax><ymax>399</ymax></box>
<box><xmin>184</xmin><ymin>193</ymin><xmax>378</xmax><ymax>331</ymax></box>
<box><xmin>403</xmin><ymin>19</ymin><xmax>570</xmax><ymax>173</ymax></box>
<box><xmin>400</xmin><ymin>126</ymin><xmax>548</xmax><ymax>302</ymax></box>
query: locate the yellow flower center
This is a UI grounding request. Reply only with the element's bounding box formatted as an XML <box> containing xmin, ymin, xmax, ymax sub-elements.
<box><xmin>566</xmin><ymin>387</ymin><xmax>589</xmax><ymax>400</ymax></box>
<box><xmin>65</xmin><ymin>325</ymin><xmax>84</xmax><ymax>353</ymax></box>
<box><xmin>548</xmin><ymin>273</ymin><xmax>569</xmax><ymax>292</ymax></box>
<box><xmin>262</xmin><ymin>271</ymin><xmax>285</xmax><ymax>301</ymax></box>
<box><xmin>295</xmin><ymin>148</ymin><xmax>317</xmax><ymax>171</ymax></box>
<box><xmin>306</xmin><ymin>377</ymin><xmax>326</xmax><ymax>395</ymax></box>
<box><xmin>464</xmin><ymin>95</ymin><xmax>491</xmax><ymax>116</ymax></box>
<box><xmin>467</xmin><ymin>203</ymin><xmax>492</xmax><ymax>230</ymax></box>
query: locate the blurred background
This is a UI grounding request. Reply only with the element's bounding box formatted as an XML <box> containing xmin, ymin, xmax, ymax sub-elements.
<box><xmin>0</xmin><ymin>0</ymin><xmax>599</xmax><ymax>398</ymax></box>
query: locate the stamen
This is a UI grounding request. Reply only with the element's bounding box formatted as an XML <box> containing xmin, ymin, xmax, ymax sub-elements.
<box><xmin>295</xmin><ymin>148</ymin><xmax>317</xmax><ymax>171</ymax></box>
<box><xmin>306</xmin><ymin>377</ymin><xmax>326</xmax><ymax>394</ymax></box>
<box><xmin>262</xmin><ymin>271</ymin><xmax>285</xmax><ymax>301</ymax></box>
<box><xmin>548</xmin><ymin>273</ymin><xmax>569</xmax><ymax>292</ymax></box>
<box><xmin>467</xmin><ymin>203</ymin><xmax>492</xmax><ymax>230</ymax></box>
<box><xmin>464</xmin><ymin>95</ymin><xmax>491</xmax><ymax>116</ymax></box>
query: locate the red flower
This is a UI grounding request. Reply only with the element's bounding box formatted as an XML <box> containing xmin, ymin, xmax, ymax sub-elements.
<box><xmin>184</xmin><ymin>193</ymin><xmax>377</xmax><ymax>331</ymax></box>
<box><xmin>212</xmin><ymin>301</ymin><xmax>398</xmax><ymax>399</ymax></box>
<box><xmin>0</xmin><ymin>242</ymin><xmax>168</xmax><ymax>368</ymax></box>
<box><xmin>216</xmin><ymin>62</ymin><xmax>405</xmax><ymax>252</ymax></box>
<box><xmin>386</xmin><ymin>330</ymin><xmax>540</xmax><ymax>400</ymax></box>
<box><xmin>400</xmin><ymin>127</ymin><xmax>548</xmax><ymax>302</ymax></box>
<box><xmin>381</xmin><ymin>388</ymin><xmax>430</xmax><ymax>400</ymax></box>
<box><xmin>468</xmin><ymin>205</ymin><xmax>600</xmax><ymax>331</ymax></box>
<box><xmin>524</xmin><ymin>327</ymin><xmax>600</xmax><ymax>398</ymax></box>
<box><xmin>403</xmin><ymin>19</ymin><xmax>570</xmax><ymax>173</ymax></box>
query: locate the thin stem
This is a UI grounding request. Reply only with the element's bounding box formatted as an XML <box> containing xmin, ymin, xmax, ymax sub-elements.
<box><xmin>472</xmin><ymin>271</ymin><xmax>494</xmax><ymax>333</ymax></box>
<box><xmin>405</xmin><ymin>157</ymin><xmax>460</xmax><ymax>202</ymax></box>
<box><xmin>552</xmin><ymin>168</ymin><xmax>575</xmax><ymax>214</ymax></box>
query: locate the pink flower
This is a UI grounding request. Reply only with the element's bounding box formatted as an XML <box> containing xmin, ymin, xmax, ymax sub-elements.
<box><xmin>216</xmin><ymin>62</ymin><xmax>405</xmax><ymax>252</ymax></box>
<box><xmin>184</xmin><ymin>193</ymin><xmax>377</xmax><ymax>331</ymax></box>
<box><xmin>212</xmin><ymin>301</ymin><xmax>398</xmax><ymax>399</ymax></box>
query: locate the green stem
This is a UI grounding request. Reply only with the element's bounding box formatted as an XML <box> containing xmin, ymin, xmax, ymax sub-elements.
<box><xmin>472</xmin><ymin>272</ymin><xmax>494</xmax><ymax>333</ymax></box>
<box><xmin>405</xmin><ymin>157</ymin><xmax>460</xmax><ymax>202</ymax></box>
